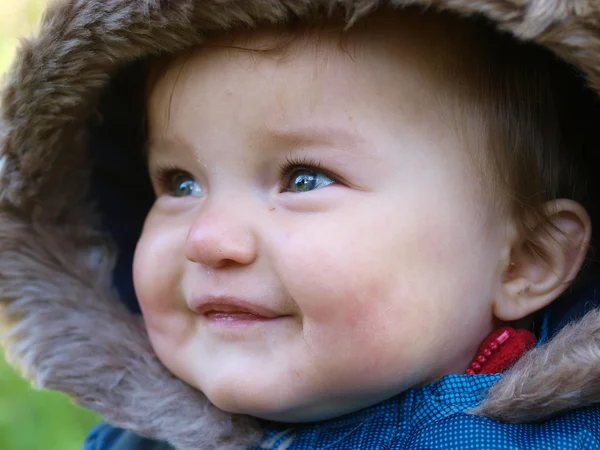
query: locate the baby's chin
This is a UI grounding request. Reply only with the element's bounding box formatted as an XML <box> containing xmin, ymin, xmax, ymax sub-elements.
<box><xmin>204</xmin><ymin>380</ymin><xmax>395</xmax><ymax>423</ymax></box>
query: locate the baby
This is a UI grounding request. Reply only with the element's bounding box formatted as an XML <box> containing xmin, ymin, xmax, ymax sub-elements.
<box><xmin>136</xmin><ymin>6</ymin><xmax>595</xmax><ymax>430</ymax></box>
<box><xmin>3</xmin><ymin>2</ymin><xmax>600</xmax><ymax>450</ymax></box>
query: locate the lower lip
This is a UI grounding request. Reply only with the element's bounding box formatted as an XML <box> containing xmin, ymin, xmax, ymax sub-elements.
<box><xmin>204</xmin><ymin>312</ymin><xmax>281</xmax><ymax>325</ymax></box>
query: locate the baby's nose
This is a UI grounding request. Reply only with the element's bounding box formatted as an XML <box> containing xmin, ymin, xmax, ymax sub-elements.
<box><xmin>184</xmin><ymin>206</ymin><xmax>258</xmax><ymax>269</ymax></box>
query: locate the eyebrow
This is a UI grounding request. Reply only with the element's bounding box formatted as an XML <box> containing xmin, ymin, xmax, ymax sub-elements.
<box><xmin>145</xmin><ymin>124</ymin><xmax>368</xmax><ymax>163</ymax></box>
<box><xmin>267</xmin><ymin>125</ymin><xmax>367</xmax><ymax>150</ymax></box>
<box><xmin>145</xmin><ymin>136</ymin><xmax>191</xmax><ymax>161</ymax></box>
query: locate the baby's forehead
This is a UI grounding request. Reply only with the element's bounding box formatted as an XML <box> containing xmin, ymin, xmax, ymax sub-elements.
<box><xmin>144</xmin><ymin>9</ymin><xmax>494</xmax><ymax>183</ymax></box>
<box><xmin>144</xmin><ymin>10</ymin><xmax>502</xmax><ymax>210</ymax></box>
<box><xmin>150</xmin><ymin>9</ymin><xmax>480</xmax><ymax>95</ymax></box>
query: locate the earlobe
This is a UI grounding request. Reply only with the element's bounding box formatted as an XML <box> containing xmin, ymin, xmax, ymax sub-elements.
<box><xmin>494</xmin><ymin>199</ymin><xmax>591</xmax><ymax>322</ymax></box>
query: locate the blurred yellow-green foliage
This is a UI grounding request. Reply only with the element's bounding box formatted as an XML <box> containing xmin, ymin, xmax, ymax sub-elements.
<box><xmin>0</xmin><ymin>0</ymin><xmax>46</xmax><ymax>72</ymax></box>
<box><xmin>1</xmin><ymin>1</ymin><xmax>102</xmax><ymax>449</ymax></box>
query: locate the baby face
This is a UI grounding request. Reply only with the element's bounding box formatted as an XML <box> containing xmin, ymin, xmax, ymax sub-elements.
<box><xmin>135</xmin><ymin>13</ymin><xmax>511</xmax><ymax>422</ymax></box>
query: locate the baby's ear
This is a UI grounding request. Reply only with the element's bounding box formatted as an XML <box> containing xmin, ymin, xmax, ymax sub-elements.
<box><xmin>494</xmin><ymin>199</ymin><xmax>592</xmax><ymax>321</ymax></box>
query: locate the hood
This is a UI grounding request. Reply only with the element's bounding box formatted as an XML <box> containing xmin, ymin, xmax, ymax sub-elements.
<box><xmin>2</xmin><ymin>1</ymin><xmax>600</xmax><ymax>449</ymax></box>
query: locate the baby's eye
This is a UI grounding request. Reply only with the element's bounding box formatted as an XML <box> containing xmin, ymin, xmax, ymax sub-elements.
<box><xmin>170</xmin><ymin>172</ymin><xmax>203</xmax><ymax>197</ymax></box>
<box><xmin>285</xmin><ymin>168</ymin><xmax>334</xmax><ymax>193</ymax></box>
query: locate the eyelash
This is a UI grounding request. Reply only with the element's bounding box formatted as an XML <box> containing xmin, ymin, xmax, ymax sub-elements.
<box><xmin>277</xmin><ymin>155</ymin><xmax>338</xmax><ymax>186</ymax></box>
<box><xmin>151</xmin><ymin>156</ymin><xmax>338</xmax><ymax>194</ymax></box>
<box><xmin>151</xmin><ymin>162</ymin><xmax>185</xmax><ymax>193</ymax></box>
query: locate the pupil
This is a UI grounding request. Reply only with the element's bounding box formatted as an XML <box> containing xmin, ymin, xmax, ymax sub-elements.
<box><xmin>179</xmin><ymin>181</ymin><xmax>193</xmax><ymax>194</ymax></box>
<box><xmin>294</xmin><ymin>172</ymin><xmax>316</xmax><ymax>191</ymax></box>
<box><xmin>173</xmin><ymin>174</ymin><xmax>197</xmax><ymax>196</ymax></box>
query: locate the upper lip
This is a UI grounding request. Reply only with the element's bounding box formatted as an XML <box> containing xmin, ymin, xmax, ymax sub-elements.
<box><xmin>190</xmin><ymin>295</ymin><xmax>282</xmax><ymax>319</ymax></box>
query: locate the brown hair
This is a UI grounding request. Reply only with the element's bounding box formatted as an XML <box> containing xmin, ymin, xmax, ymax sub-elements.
<box><xmin>459</xmin><ymin>19</ymin><xmax>600</xmax><ymax>269</ymax></box>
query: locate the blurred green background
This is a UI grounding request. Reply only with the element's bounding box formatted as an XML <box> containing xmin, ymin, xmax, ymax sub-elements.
<box><xmin>1</xmin><ymin>1</ymin><xmax>103</xmax><ymax>449</ymax></box>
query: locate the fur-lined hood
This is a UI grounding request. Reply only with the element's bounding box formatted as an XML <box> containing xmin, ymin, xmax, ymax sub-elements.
<box><xmin>2</xmin><ymin>1</ymin><xmax>600</xmax><ymax>449</ymax></box>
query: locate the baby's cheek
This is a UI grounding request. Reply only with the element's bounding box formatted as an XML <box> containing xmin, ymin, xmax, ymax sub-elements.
<box><xmin>275</xmin><ymin>221</ymin><xmax>416</xmax><ymax>380</ymax></box>
<box><xmin>304</xmin><ymin>282</ymin><xmax>399</xmax><ymax>373</ymax></box>
<box><xmin>134</xmin><ymin>240</ymin><xmax>166</xmax><ymax>310</ymax></box>
<box><xmin>134</xmin><ymin>229</ymin><xmax>188</xmax><ymax>338</ymax></box>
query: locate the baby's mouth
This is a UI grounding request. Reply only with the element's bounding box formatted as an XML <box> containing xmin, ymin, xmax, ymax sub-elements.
<box><xmin>191</xmin><ymin>295</ymin><xmax>285</xmax><ymax>322</ymax></box>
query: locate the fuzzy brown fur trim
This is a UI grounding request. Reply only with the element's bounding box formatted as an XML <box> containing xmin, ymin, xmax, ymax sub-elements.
<box><xmin>0</xmin><ymin>209</ymin><xmax>261</xmax><ymax>449</ymax></box>
<box><xmin>472</xmin><ymin>307</ymin><xmax>600</xmax><ymax>422</ymax></box>
<box><xmin>2</xmin><ymin>0</ymin><xmax>600</xmax><ymax>448</ymax></box>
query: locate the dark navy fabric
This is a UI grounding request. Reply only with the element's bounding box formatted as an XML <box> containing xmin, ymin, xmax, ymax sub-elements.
<box><xmin>84</xmin><ymin>423</ymin><xmax>173</xmax><ymax>450</ymax></box>
<box><xmin>85</xmin><ymin>423</ymin><xmax>126</xmax><ymax>450</ymax></box>
<box><xmin>87</xmin><ymin>62</ymin><xmax>155</xmax><ymax>314</ymax></box>
<box><xmin>546</xmin><ymin>277</ymin><xmax>600</xmax><ymax>340</ymax></box>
